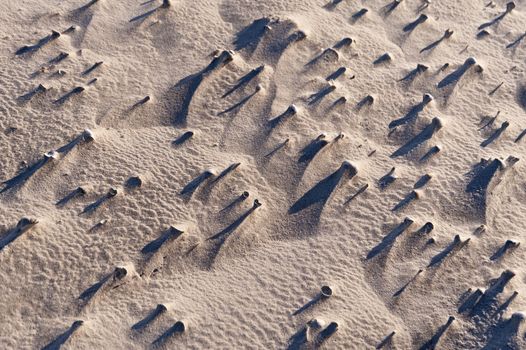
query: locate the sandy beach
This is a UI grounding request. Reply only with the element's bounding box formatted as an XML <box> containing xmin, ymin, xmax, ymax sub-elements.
<box><xmin>0</xmin><ymin>0</ymin><xmax>526</xmax><ymax>348</ymax></box>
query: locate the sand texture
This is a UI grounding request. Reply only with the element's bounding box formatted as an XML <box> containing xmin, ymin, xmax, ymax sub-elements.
<box><xmin>1</xmin><ymin>0</ymin><xmax>526</xmax><ymax>349</ymax></box>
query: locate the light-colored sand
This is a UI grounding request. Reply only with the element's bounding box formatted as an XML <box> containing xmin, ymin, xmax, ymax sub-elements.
<box><xmin>0</xmin><ymin>0</ymin><xmax>526</xmax><ymax>348</ymax></box>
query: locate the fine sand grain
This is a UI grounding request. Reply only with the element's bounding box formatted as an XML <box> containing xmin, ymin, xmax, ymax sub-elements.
<box><xmin>1</xmin><ymin>0</ymin><xmax>526</xmax><ymax>349</ymax></box>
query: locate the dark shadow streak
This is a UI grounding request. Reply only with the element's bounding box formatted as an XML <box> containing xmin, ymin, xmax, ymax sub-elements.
<box><xmin>141</xmin><ymin>227</ymin><xmax>184</xmax><ymax>254</ymax></box>
<box><xmin>427</xmin><ymin>235</ymin><xmax>469</xmax><ymax>268</ymax></box>
<box><xmin>418</xmin><ymin>316</ymin><xmax>455</xmax><ymax>350</ymax></box>
<box><xmin>54</xmin><ymin>87</ymin><xmax>85</xmax><ymax>105</ymax></box>
<box><xmin>131</xmin><ymin>304</ymin><xmax>167</xmax><ymax>331</ymax></box>
<box><xmin>437</xmin><ymin>57</ymin><xmax>477</xmax><ymax>89</ymax></box>
<box><xmin>222</xmin><ymin>65</ymin><xmax>264</xmax><ymax>98</ymax></box>
<box><xmin>289</xmin><ymin>162</ymin><xmax>357</xmax><ymax>214</ymax></box>
<box><xmin>388</xmin><ymin>94</ymin><xmax>432</xmax><ymax>129</ymax></box>
<box><xmin>56</xmin><ymin>187</ymin><xmax>86</xmax><ymax>207</ymax></box>
<box><xmin>152</xmin><ymin>322</ymin><xmax>185</xmax><ymax>346</ymax></box>
<box><xmin>16</xmin><ymin>31</ymin><xmax>60</xmax><ymax>56</ymax></box>
<box><xmin>180</xmin><ymin>171</ymin><xmax>214</xmax><ymax>196</ymax></box>
<box><xmin>0</xmin><ymin>218</ymin><xmax>38</xmax><ymax>251</ymax></box>
<box><xmin>42</xmin><ymin>320</ymin><xmax>84</xmax><ymax>350</ymax></box>
<box><xmin>481</xmin><ymin>121</ymin><xmax>509</xmax><ymax>147</ymax></box>
<box><xmin>366</xmin><ymin>218</ymin><xmax>413</xmax><ymax>260</ymax></box>
<box><xmin>217</xmin><ymin>89</ymin><xmax>258</xmax><ymax>116</ymax></box>
<box><xmin>391</xmin><ymin>117</ymin><xmax>442</xmax><ymax>158</ymax></box>
<box><xmin>168</xmin><ymin>50</ymin><xmax>233</xmax><ymax>126</ymax></box>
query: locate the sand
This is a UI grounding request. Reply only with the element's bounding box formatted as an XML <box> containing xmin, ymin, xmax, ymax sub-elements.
<box><xmin>0</xmin><ymin>0</ymin><xmax>525</xmax><ymax>349</ymax></box>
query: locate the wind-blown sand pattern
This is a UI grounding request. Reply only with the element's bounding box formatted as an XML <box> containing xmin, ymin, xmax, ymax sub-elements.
<box><xmin>0</xmin><ymin>0</ymin><xmax>525</xmax><ymax>349</ymax></box>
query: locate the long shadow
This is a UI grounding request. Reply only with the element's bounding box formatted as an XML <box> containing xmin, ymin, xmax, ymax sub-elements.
<box><xmin>392</xmin><ymin>190</ymin><xmax>418</xmax><ymax>211</ymax></box>
<box><xmin>427</xmin><ymin>235</ymin><xmax>469</xmax><ymax>268</ymax></box>
<box><xmin>333</xmin><ymin>38</ymin><xmax>352</xmax><ymax>49</ymax></box>
<box><xmin>465</xmin><ymin>158</ymin><xmax>503</xmax><ymax>209</ymax></box>
<box><xmin>205</xmin><ymin>200</ymin><xmax>261</xmax><ymax>267</ymax></box>
<box><xmin>414</xmin><ymin>174</ymin><xmax>432</xmax><ymax>189</ymax></box>
<box><xmin>345</xmin><ymin>183</ymin><xmax>368</xmax><ymax>204</ymax></box>
<box><xmin>391</xmin><ymin>117</ymin><xmax>442</xmax><ymax>158</ymax></box>
<box><xmin>72</xmin><ymin>0</ymin><xmax>99</xmax><ymax>14</ymax></box>
<box><xmin>490</xmin><ymin>240</ymin><xmax>519</xmax><ymax>261</ymax></box>
<box><xmin>495</xmin><ymin>291</ymin><xmax>518</xmax><ymax>316</ymax></box>
<box><xmin>292</xmin><ymin>292</ymin><xmax>325</xmax><ymax>316</ymax></box>
<box><xmin>507</xmin><ymin>32</ymin><xmax>526</xmax><ymax>49</ymax></box>
<box><xmin>366</xmin><ymin>218</ymin><xmax>413</xmax><ymax>260</ymax></box>
<box><xmin>56</xmin><ymin>130</ymin><xmax>94</xmax><ymax>155</ymax></box>
<box><xmin>131</xmin><ymin>304</ymin><xmax>167</xmax><ymax>331</ymax></box>
<box><xmin>420</xmin><ymin>30</ymin><xmax>453</xmax><ymax>54</ymax></box>
<box><xmin>208</xmin><ymin>200</ymin><xmax>261</xmax><ymax>241</ymax></box>
<box><xmin>419</xmin><ymin>145</ymin><xmax>440</xmax><ymax>163</ymax></box>
<box><xmin>458</xmin><ymin>288</ymin><xmax>484</xmax><ymax>314</ymax></box>
<box><xmin>268</xmin><ymin>105</ymin><xmax>297</xmax><ymax>129</ymax></box>
<box><xmin>180</xmin><ymin>171</ymin><xmax>214</xmax><ymax>196</ymax></box>
<box><xmin>307</xmin><ymin>85</ymin><xmax>336</xmax><ymax>105</ymax></box>
<box><xmin>478</xmin><ymin>2</ymin><xmax>515</xmax><ymax>30</ymax></box>
<box><xmin>49</xmin><ymin>52</ymin><xmax>69</xmax><ymax>65</ymax></box>
<box><xmin>222</xmin><ymin>65</ymin><xmax>264</xmax><ymax>98</ymax></box>
<box><xmin>382</xmin><ymin>0</ymin><xmax>402</xmax><ymax>15</ymax></box>
<box><xmin>393</xmin><ymin>270</ymin><xmax>422</xmax><ymax>297</ymax></box>
<box><xmin>0</xmin><ymin>218</ymin><xmax>38</xmax><ymax>251</ymax></box>
<box><xmin>518</xmin><ymin>85</ymin><xmax>526</xmax><ymax>110</ymax></box>
<box><xmin>233</xmin><ymin>18</ymin><xmax>271</xmax><ymax>53</ymax></box>
<box><xmin>168</xmin><ymin>50</ymin><xmax>233</xmax><ymax>126</ymax></box>
<box><xmin>306</xmin><ymin>48</ymin><xmax>339</xmax><ymax>67</ymax></box>
<box><xmin>54</xmin><ymin>87</ymin><xmax>85</xmax><ymax>105</ymax></box>
<box><xmin>56</xmin><ymin>187</ymin><xmax>86</xmax><ymax>207</ymax></box>
<box><xmin>373</xmin><ymin>53</ymin><xmax>391</xmax><ymax>65</ymax></box>
<box><xmin>2</xmin><ymin>130</ymin><xmax>93</xmax><ymax>194</ymax></box>
<box><xmin>515</xmin><ymin>129</ymin><xmax>526</xmax><ymax>143</ymax></box>
<box><xmin>377</xmin><ymin>331</ymin><xmax>396</xmax><ymax>349</ymax></box>
<box><xmin>481</xmin><ymin>121</ymin><xmax>509</xmax><ymax>147</ymax></box>
<box><xmin>258</xmin><ymin>24</ymin><xmax>306</xmax><ymax>65</ymax></box>
<box><xmin>351</xmin><ymin>8</ymin><xmax>368</xmax><ymax>22</ymax></box>
<box><xmin>298</xmin><ymin>135</ymin><xmax>329</xmax><ymax>164</ymax></box>
<box><xmin>418</xmin><ymin>316</ymin><xmax>455</xmax><ymax>350</ymax></box>
<box><xmin>399</xmin><ymin>64</ymin><xmax>428</xmax><ymax>83</ymax></box>
<box><xmin>82</xmin><ymin>61</ymin><xmax>103</xmax><ymax>76</ymax></box>
<box><xmin>289</xmin><ymin>161</ymin><xmax>357</xmax><ymax>214</ymax></box>
<box><xmin>78</xmin><ymin>274</ymin><xmax>111</xmax><ymax>301</ymax></box>
<box><xmin>437</xmin><ymin>57</ymin><xmax>477</xmax><ymax>89</ymax></box>
<box><xmin>0</xmin><ymin>152</ymin><xmax>56</xmax><ymax>193</ymax></box>
<box><xmin>326</xmin><ymin>67</ymin><xmax>346</xmax><ymax>81</ymax></box>
<box><xmin>80</xmin><ymin>188</ymin><xmax>117</xmax><ymax>215</ymax></box>
<box><xmin>403</xmin><ymin>14</ymin><xmax>428</xmax><ymax>33</ymax></box>
<box><xmin>16</xmin><ymin>31</ymin><xmax>61</xmax><ymax>56</ymax></box>
<box><xmin>220</xmin><ymin>192</ymin><xmax>249</xmax><ymax>213</ymax></box>
<box><xmin>18</xmin><ymin>84</ymin><xmax>48</xmax><ymax>103</ymax></box>
<box><xmin>217</xmin><ymin>88</ymin><xmax>258</xmax><ymax>116</ymax></box>
<box><xmin>141</xmin><ymin>227</ymin><xmax>184</xmax><ymax>254</ymax></box>
<box><xmin>482</xmin><ymin>313</ymin><xmax>523</xmax><ymax>350</ymax></box>
<box><xmin>470</xmin><ymin>270</ymin><xmax>515</xmax><ymax>316</ymax></box>
<box><xmin>78</xmin><ymin>267</ymin><xmax>128</xmax><ymax>302</ymax></box>
<box><xmin>210</xmin><ymin>163</ymin><xmax>241</xmax><ymax>185</ymax></box>
<box><xmin>129</xmin><ymin>8</ymin><xmax>158</xmax><ymax>23</ymax></box>
<box><xmin>152</xmin><ymin>321</ymin><xmax>185</xmax><ymax>346</ymax></box>
<box><xmin>42</xmin><ymin>320</ymin><xmax>83</xmax><ymax>350</ymax></box>
<box><xmin>388</xmin><ymin>94</ymin><xmax>432</xmax><ymax>129</ymax></box>
<box><xmin>264</xmin><ymin>139</ymin><xmax>289</xmax><ymax>158</ymax></box>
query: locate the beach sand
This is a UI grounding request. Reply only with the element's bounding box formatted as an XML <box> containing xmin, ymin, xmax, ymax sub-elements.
<box><xmin>0</xmin><ymin>0</ymin><xmax>525</xmax><ymax>348</ymax></box>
